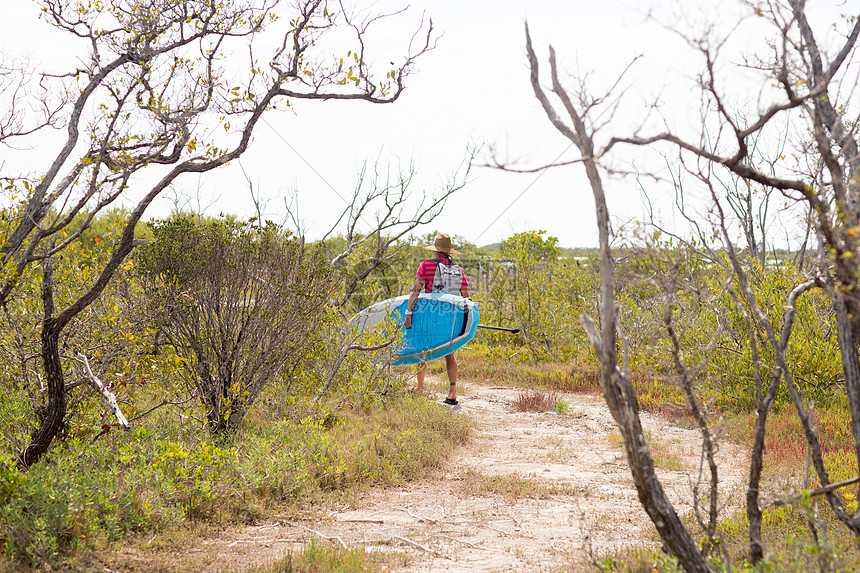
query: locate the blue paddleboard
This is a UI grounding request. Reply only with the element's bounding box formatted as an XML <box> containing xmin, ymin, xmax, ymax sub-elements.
<box><xmin>351</xmin><ymin>294</ymin><xmax>479</xmax><ymax>365</ymax></box>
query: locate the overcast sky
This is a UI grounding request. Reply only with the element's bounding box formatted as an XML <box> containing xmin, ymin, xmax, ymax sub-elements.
<box><xmin>2</xmin><ymin>0</ymin><xmax>851</xmax><ymax>247</ymax></box>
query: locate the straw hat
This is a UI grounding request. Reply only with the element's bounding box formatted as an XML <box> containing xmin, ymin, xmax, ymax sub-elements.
<box><xmin>423</xmin><ymin>233</ymin><xmax>460</xmax><ymax>255</ymax></box>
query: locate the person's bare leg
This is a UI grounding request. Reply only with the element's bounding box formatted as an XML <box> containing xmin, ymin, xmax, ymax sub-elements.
<box><xmin>445</xmin><ymin>353</ymin><xmax>458</xmax><ymax>401</ymax></box>
<box><xmin>416</xmin><ymin>363</ymin><xmax>427</xmax><ymax>392</ymax></box>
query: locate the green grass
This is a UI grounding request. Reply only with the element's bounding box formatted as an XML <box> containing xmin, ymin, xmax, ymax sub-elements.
<box><xmin>714</xmin><ymin>503</ymin><xmax>860</xmax><ymax>572</ymax></box>
<box><xmin>246</xmin><ymin>539</ymin><xmax>400</xmax><ymax>573</ymax></box>
<box><xmin>0</xmin><ymin>394</ymin><xmax>473</xmax><ymax>569</ymax></box>
<box><xmin>606</xmin><ymin>430</ymin><xmax>687</xmax><ymax>473</ymax></box>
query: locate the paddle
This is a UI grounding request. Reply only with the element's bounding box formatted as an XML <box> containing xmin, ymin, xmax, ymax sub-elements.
<box><xmin>477</xmin><ymin>324</ymin><xmax>520</xmax><ymax>334</ymax></box>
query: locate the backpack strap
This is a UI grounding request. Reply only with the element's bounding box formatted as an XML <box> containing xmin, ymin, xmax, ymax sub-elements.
<box><xmin>425</xmin><ymin>259</ymin><xmax>441</xmax><ymax>294</ymax></box>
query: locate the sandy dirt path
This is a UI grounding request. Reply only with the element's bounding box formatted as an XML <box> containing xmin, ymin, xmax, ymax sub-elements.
<box><xmin>192</xmin><ymin>379</ymin><xmax>748</xmax><ymax>572</ymax></box>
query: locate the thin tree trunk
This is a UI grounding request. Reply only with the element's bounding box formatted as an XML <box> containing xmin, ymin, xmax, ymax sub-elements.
<box><xmin>747</xmin><ymin>368</ymin><xmax>781</xmax><ymax>563</ymax></box>
<box><xmin>522</xmin><ymin>26</ymin><xmax>715</xmax><ymax>572</ymax></box>
<box><xmin>829</xmin><ymin>284</ymin><xmax>860</xmax><ymax>527</ymax></box>
<box><xmin>18</xmin><ymin>259</ymin><xmax>65</xmax><ymax>469</ymax></box>
<box><xmin>747</xmin><ymin>279</ymin><xmax>819</xmax><ymax>562</ymax></box>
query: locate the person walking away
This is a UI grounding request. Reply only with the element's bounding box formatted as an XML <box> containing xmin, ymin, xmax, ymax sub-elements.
<box><xmin>404</xmin><ymin>233</ymin><xmax>469</xmax><ymax>405</ymax></box>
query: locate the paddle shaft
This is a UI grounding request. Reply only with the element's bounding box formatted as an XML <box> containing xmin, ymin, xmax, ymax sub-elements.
<box><xmin>477</xmin><ymin>324</ymin><xmax>520</xmax><ymax>334</ymax></box>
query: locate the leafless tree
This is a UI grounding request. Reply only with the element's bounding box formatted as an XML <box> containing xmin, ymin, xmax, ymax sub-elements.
<box><xmin>521</xmin><ymin>23</ymin><xmax>715</xmax><ymax>572</ymax></box>
<box><xmin>2</xmin><ymin>0</ymin><xmax>436</xmax><ymax>468</ymax></box>
<box><xmin>324</xmin><ymin>148</ymin><xmax>476</xmax><ymax>309</ymax></box>
<box><xmin>606</xmin><ymin>0</ymin><xmax>860</xmax><ymax>559</ymax></box>
<box><xmin>520</xmin><ymin>0</ymin><xmax>860</xmax><ymax>569</ymax></box>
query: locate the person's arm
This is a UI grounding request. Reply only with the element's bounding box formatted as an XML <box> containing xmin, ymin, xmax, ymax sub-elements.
<box><xmin>405</xmin><ymin>277</ymin><xmax>423</xmax><ymax>329</ymax></box>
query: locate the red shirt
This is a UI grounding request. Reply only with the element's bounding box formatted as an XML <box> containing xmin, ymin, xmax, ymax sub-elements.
<box><xmin>415</xmin><ymin>255</ymin><xmax>469</xmax><ymax>293</ymax></box>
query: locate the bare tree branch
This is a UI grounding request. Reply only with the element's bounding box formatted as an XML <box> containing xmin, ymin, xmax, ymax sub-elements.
<box><xmin>73</xmin><ymin>352</ymin><xmax>129</xmax><ymax>430</ymax></box>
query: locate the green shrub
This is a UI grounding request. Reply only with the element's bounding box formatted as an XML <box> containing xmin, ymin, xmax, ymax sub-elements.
<box><xmin>135</xmin><ymin>215</ymin><xmax>336</xmax><ymax>435</ymax></box>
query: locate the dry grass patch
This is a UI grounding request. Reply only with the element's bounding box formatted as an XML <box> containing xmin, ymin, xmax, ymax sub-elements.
<box><xmin>451</xmin><ymin>345</ymin><xmax>602</xmax><ymax>392</ymax></box>
<box><xmin>458</xmin><ymin>467</ymin><xmax>580</xmax><ymax>502</ymax></box>
<box><xmin>645</xmin><ymin>431</ymin><xmax>687</xmax><ymax>472</ymax></box>
<box><xmin>607</xmin><ymin>430</ymin><xmax>687</xmax><ymax>472</ymax></box>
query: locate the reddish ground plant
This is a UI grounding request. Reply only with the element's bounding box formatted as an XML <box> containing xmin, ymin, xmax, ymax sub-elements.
<box><xmin>513</xmin><ymin>389</ymin><xmax>560</xmax><ymax>412</ymax></box>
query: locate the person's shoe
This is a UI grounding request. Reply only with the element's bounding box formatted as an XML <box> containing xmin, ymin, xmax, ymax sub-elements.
<box><xmin>442</xmin><ymin>398</ymin><xmax>458</xmax><ymax>406</ymax></box>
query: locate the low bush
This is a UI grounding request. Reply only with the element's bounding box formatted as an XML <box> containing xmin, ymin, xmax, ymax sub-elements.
<box><xmin>512</xmin><ymin>389</ymin><xmax>560</xmax><ymax>413</ymax></box>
